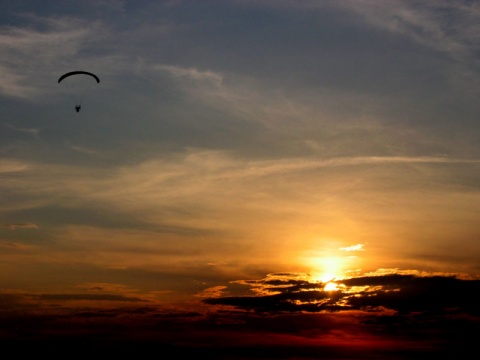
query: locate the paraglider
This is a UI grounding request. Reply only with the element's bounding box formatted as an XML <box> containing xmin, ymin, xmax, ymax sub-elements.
<box><xmin>58</xmin><ymin>71</ymin><xmax>100</xmax><ymax>113</ymax></box>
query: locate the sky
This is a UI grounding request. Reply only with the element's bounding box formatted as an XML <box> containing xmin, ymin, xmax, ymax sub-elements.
<box><xmin>1</xmin><ymin>0</ymin><xmax>479</xmax><ymax>357</ymax></box>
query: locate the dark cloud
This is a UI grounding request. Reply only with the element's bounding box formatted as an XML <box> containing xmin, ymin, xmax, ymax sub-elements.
<box><xmin>37</xmin><ymin>293</ymin><xmax>147</xmax><ymax>302</ymax></box>
<box><xmin>0</xmin><ymin>272</ymin><xmax>478</xmax><ymax>358</ymax></box>
<box><xmin>204</xmin><ymin>273</ymin><xmax>480</xmax><ymax>315</ymax></box>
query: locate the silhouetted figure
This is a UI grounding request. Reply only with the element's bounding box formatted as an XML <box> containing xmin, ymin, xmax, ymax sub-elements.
<box><xmin>75</xmin><ymin>104</ymin><xmax>81</xmax><ymax>112</ymax></box>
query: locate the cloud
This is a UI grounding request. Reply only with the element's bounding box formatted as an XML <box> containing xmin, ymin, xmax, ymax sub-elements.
<box><xmin>37</xmin><ymin>293</ymin><xmax>147</xmax><ymax>302</ymax></box>
<box><xmin>196</xmin><ymin>286</ymin><xmax>228</xmax><ymax>299</ymax></box>
<box><xmin>340</xmin><ymin>0</ymin><xmax>480</xmax><ymax>62</ymax></box>
<box><xmin>67</xmin><ymin>144</ymin><xmax>98</xmax><ymax>155</ymax></box>
<box><xmin>0</xmin><ymin>14</ymin><xmax>112</xmax><ymax>100</ymax></box>
<box><xmin>0</xmin><ymin>159</ymin><xmax>29</xmax><ymax>173</ymax></box>
<box><xmin>154</xmin><ymin>63</ymin><xmax>223</xmax><ymax>84</ymax></box>
<box><xmin>2</xmin><ymin>123</ymin><xmax>39</xmax><ymax>138</ymax></box>
<box><xmin>203</xmin><ymin>272</ymin><xmax>480</xmax><ymax>315</ymax></box>
<box><xmin>0</xmin><ymin>241</ymin><xmax>31</xmax><ymax>250</ymax></box>
<box><xmin>1</xmin><ymin>222</ymin><xmax>38</xmax><ymax>230</ymax></box>
<box><xmin>2</xmin><ymin>151</ymin><xmax>480</xmax><ymax>275</ymax></box>
<box><xmin>0</xmin><ymin>271</ymin><xmax>477</xmax><ymax>357</ymax></box>
<box><xmin>340</xmin><ymin>244</ymin><xmax>364</xmax><ymax>252</ymax></box>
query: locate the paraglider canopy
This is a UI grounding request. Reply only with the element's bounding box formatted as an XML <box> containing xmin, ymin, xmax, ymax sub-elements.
<box><xmin>58</xmin><ymin>71</ymin><xmax>100</xmax><ymax>112</ymax></box>
<box><xmin>58</xmin><ymin>71</ymin><xmax>100</xmax><ymax>84</ymax></box>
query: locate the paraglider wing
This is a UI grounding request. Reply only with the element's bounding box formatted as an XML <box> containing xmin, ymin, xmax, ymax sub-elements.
<box><xmin>58</xmin><ymin>71</ymin><xmax>100</xmax><ymax>112</ymax></box>
<box><xmin>58</xmin><ymin>71</ymin><xmax>100</xmax><ymax>83</ymax></box>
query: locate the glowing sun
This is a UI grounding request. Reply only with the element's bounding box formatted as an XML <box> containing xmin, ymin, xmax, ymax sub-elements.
<box><xmin>323</xmin><ymin>281</ymin><xmax>339</xmax><ymax>291</ymax></box>
<box><xmin>309</xmin><ymin>256</ymin><xmax>345</xmax><ymax>283</ymax></box>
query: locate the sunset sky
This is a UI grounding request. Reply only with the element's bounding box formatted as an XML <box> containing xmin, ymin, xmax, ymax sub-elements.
<box><xmin>1</xmin><ymin>0</ymin><xmax>479</xmax><ymax>357</ymax></box>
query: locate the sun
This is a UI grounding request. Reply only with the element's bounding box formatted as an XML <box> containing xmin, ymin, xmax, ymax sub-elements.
<box><xmin>306</xmin><ymin>256</ymin><xmax>347</xmax><ymax>284</ymax></box>
<box><xmin>323</xmin><ymin>281</ymin><xmax>339</xmax><ymax>291</ymax></box>
<box><xmin>298</xmin><ymin>242</ymin><xmax>363</xmax><ymax>288</ymax></box>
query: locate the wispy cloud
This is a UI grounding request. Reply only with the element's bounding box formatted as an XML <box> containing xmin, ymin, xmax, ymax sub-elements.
<box><xmin>0</xmin><ymin>14</ymin><xmax>110</xmax><ymax>100</ymax></box>
<box><xmin>340</xmin><ymin>0</ymin><xmax>480</xmax><ymax>62</ymax></box>
<box><xmin>1</xmin><ymin>222</ymin><xmax>38</xmax><ymax>230</ymax></box>
<box><xmin>2</xmin><ymin>123</ymin><xmax>39</xmax><ymax>138</ymax></box>
<box><xmin>0</xmin><ymin>241</ymin><xmax>31</xmax><ymax>250</ymax></box>
<box><xmin>340</xmin><ymin>244</ymin><xmax>364</xmax><ymax>252</ymax></box>
<box><xmin>0</xmin><ymin>159</ymin><xmax>29</xmax><ymax>173</ymax></box>
<box><xmin>154</xmin><ymin>63</ymin><xmax>224</xmax><ymax>85</ymax></box>
<box><xmin>67</xmin><ymin>144</ymin><xmax>98</xmax><ymax>155</ymax></box>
